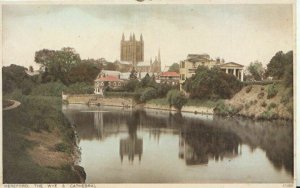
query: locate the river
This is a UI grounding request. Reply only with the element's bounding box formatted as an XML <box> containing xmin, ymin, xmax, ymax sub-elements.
<box><xmin>62</xmin><ymin>104</ymin><xmax>293</xmax><ymax>183</ymax></box>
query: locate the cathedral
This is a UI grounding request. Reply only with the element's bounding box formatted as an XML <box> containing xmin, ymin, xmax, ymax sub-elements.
<box><xmin>120</xmin><ymin>33</ymin><xmax>144</xmax><ymax>67</ymax></box>
<box><xmin>120</xmin><ymin>33</ymin><xmax>161</xmax><ymax>73</ymax></box>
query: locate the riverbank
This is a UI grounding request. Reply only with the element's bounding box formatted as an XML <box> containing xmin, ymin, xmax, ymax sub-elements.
<box><xmin>3</xmin><ymin>94</ymin><xmax>85</xmax><ymax>183</ymax></box>
<box><xmin>65</xmin><ymin>94</ymin><xmax>215</xmax><ymax>114</ymax></box>
<box><xmin>214</xmin><ymin>84</ymin><xmax>293</xmax><ymax>120</ymax></box>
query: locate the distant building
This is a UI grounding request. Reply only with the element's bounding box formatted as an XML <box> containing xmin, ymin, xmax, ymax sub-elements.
<box><xmin>94</xmin><ymin>71</ymin><xmax>124</xmax><ymax>95</ymax></box>
<box><xmin>120</xmin><ymin>33</ymin><xmax>161</xmax><ymax>73</ymax></box>
<box><xmin>179</xmin><ymin>54</ymin><xmax>244</xmax><ymax>90</ymax></box>
<box><xmin>135</xmin><ymin>50</ymin><xmax>161</xmax><ymax>73</ymax></box>
<box><xmin>120</xmin><ymin>33</ymin><xmax>144</xmax><ymax>67</ymax></box>
<box><xmin>217</xmin><ymin>62</ymin><xmax>244</xmax><ymax>81</ymax></box>
<box><xmin>160</xmin><ymin>71</ymin><xmax>180</xmax><ymax>86</ymax></box>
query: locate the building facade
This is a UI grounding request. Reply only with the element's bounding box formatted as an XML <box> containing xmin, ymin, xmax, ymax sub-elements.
<box><xmin>179</xmin><ymin>54</ymin><xmax>244</xmax><ymax>90</ymax></box>
<box><xmin>160</xmin><ymin>71</ymin><xmax>180</xmax><ymax>86</ymax></box>
<box><xmin>94</xmin><ymin>71</ymin><xmax>124</xmax><ymax>95</ymax></box>
<box><xmin>120</xmin><ymin>33</ymin><xmax>144</xmax><ymax>67</ymax></box>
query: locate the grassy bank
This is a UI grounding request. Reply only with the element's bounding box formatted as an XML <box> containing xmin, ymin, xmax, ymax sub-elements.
<box><xmin>214</xmin><ymin>83</ymin><xmax>293</xmax><ymax>120</ymax></box>
<box><xmin>148</xmin><ymin>97</ymin><xmax>222</xmax><ymax>109</ymax></box>
<box><xmin>3</xmin><ymin>90</ymin><xmax>81</xmax><ymax>183</ymax></box>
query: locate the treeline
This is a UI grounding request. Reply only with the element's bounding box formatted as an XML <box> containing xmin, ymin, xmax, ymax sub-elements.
<box><xmin>3</xmin><ymin>47</ymin><xmax>106</xmax><ymax>96</ymax></box>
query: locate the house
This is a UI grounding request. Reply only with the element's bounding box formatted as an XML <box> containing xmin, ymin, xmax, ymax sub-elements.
<box><xmin>179</xmin><ymin>54</ymin><xmax>244</xmax><ymax>90</ymax></box>
<box><xmin>160</xmin><ymin>71</ymin><xmax>180</xmax><ymax>86</ymax></box>
<box><xmin>94</xmin><ymin>72</ymin><xmax>124</xmax><ymax>95</ymax></box>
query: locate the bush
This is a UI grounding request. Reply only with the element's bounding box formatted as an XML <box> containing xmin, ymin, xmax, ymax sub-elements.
<box><xmin>214</xmin><ymin>102</ymin><xmax>241</xmax><ymax>116</ymax></box>
<box><xmin>261</xmin><ymin>101</ymin><xmax>267</xmax><ymax>107</ymax></box>
<box><xmin>64</xmin><ymin>82</ymin><xmax>94</xmax><ymax>94</ymax></box>
<box><xmin>183</xmin><ymin>66</ymin><xmax>242</xmax><ymax>99</ymax></box>
<box><xmin>257</xmin><ymin>92</ymin><xmax>265</xmax><ymax>99</ymax></box>
<box><xmin>245</xmin><ymin>85</ymin><xmax>252</xmax><ymax>93</ymax></box>
<box><xmin>267</xmin><ymin>83</ymin><xmax>278</xmax><ymax>99</ymax></box>
<box><xmin>268</xmin><ymin>102</ymin><xmax>277</xmax><ymax>110</ymax></box>
<box><xmin>55</xmin><ymin>143</ymin><xmax>72</xmax><ymax>153</ymax></box>
<box><xmin>122</xmin><ymin>79</ymin><xmax>140</xmax><ymax>92</ymax></box>
<box><xmin>30</xmin><ymin>82</ymin><xmax>66</xmax><ymax>97</ymax></box>
<box><xmin>166</xmin><ymin>89</ymin><xmax>187</xmax><ymax>110</ymax></box>
<box><xmin>140</xmin><ymin>87</ymin><xmax>158</xmax><ymax>102</ymax></box>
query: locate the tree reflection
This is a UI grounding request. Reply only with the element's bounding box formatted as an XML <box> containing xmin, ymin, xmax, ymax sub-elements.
<box><xmin>119</xmin><ymin>111</ymin><xmax>143</xmax><ymax>163</ymax></box>
<box><xmin>179</xmin><ymin>124</ymin><xmax>241</xmax><ymax>165</ymax></box>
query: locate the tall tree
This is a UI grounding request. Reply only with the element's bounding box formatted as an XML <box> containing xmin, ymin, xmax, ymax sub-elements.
<box><xmin>35</xmin><ymin>47</ymin><xmax>81</xmax><ymax>84</ymax></box>
<box><xmin>266</xmin><ymin>51</ymin><xmax>293</xmax><ymax>79</ymax></box>
<box><xmin>246</xmin><ymin>61</ymin><xmax>264</xmax><ymax>81</ymax></box>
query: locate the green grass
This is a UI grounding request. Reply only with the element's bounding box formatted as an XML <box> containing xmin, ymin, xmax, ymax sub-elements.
<box><xmin>3</xmin><ymin>94</ymin><xmax>80</xmax><ymax>183</ymax></box>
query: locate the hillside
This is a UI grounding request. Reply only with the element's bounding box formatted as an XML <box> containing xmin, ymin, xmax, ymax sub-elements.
<box><xmin>214</xmin><ymin>83</ymin><xmax>293</xmax><ymax>120</ymax></box>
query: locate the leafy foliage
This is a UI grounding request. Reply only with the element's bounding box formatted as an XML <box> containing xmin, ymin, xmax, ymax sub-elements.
<box><xmin>2</xmin><ymin>64</ymin><xmax>38</xmax><ymax>95</ymax></box>
<box><xmin>35</xmin><ymin>47</ymin><xmax>81</xmax><ymax>84</ymax></box>
<box><xmin>266</xmin><ymin>50</ymin><xmax>293</xmax><ymax>80</ymax></box>
<box><xmin>267</xmin><ymin>83</ymin><xmax>278</xmax><ymax>99</ymax></box>
<box><xmin>168</xmin><ymin>63</ymin><xmax>180</xmax><ymax>73</ymax></box>
<box><xmin>140</xmin><ymin>87</ymin><xmax>158</xmax><ymax>102</ymax></box>
<box><xmin>183</xmin><ymin>66</ymin><xmax>242</xmax><ymax>99</ymax></box>
<box><xmin>167</xmin><ymin>89</ymin><xmax>187</xmax><ymax>110</ymax></box>
<box><xmin>246</xmin><ymin>61</ymin><xmax>264</xmax><ymax>81</ymax></box>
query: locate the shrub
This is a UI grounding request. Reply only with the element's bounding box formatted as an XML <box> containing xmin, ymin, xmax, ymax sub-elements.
<box><xmin>30</xmin><ymin>82</ymin><xmax>67</xmax><ymax>97</ymax></box>
<box><xmin>267</xmin><ymin>83</ymin><xmax>278</xmax><ymax>99</ymax></box>
<box><xmin>55</xmin><ymin>143</ymin><xmax>72</xmax><ymax>153</ymax></box>
<box><xmin>257</xmin><ymin>92</ymin><xmax>265</xmax><ymax>99</ymax></box>
<box><xmin>261</xmin><ymin>101</ymin><xmax>267</xmax><ymax>107</ymax></box>
<box><xmin>64</xmin><ymin>82</ymin><xmax>94</xmax><ymax>94</ymax></box>
<box><xmin>268</xmin><ymin>102</ymin><xmax>277</xmax><ymax>109</ymax></box>
<box><xmin>214</xmin><ymin>102</ymin><xmax>241</xmax><ymax>116</ymax></box>
<box><xmin>245</xmin><ymin>85</ymin><xmax>252</xmax><ymax>93</ymax></box>
<box><xmin>166</xmin><ymin>89</ymin><xmax>187</xmax><ymax>110</ymax></box>
<box><xmin>140</xmin><ymin>87</ymin><xmax>158</xmax><ymax>102</ymax></box>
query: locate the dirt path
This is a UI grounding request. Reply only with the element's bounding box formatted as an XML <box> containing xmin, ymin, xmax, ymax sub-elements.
<box><xmin>3</xmin><ymin>100</ymin><xmax>21</xmax><ymax>111</ymax></box>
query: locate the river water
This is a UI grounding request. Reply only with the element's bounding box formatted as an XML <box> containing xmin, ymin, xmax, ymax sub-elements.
<box><xmin>62</xmin><ymin>104</ymin><xmax>293</xmax><ymax>183</ymax></box>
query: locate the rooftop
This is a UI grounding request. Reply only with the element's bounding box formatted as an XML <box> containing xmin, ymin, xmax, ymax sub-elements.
<box><xmin>160</xmin><ymin>71</ymin><xmax>180</xmax><ymax>77</ymax></box>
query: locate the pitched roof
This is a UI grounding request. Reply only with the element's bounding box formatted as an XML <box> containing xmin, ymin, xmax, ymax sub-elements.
<box><xmin>218</xmin><ymin>62</ymin><xmax>244</xmax><ymax>68</ymax></box>
<box><xmin>160</xmin><ymin>71</ymin><xmax>180</xmax><ymax>77</ymax></box>
<box><xmin>95</xmin><ymin>75</ymin><xmax>122</xmax><ymax>82</ymax></box>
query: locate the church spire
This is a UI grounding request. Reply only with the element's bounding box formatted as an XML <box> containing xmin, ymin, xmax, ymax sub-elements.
<box><xmin>122</xmin><ymin>33</ymin><xmax>125</xmax><ymax>41</ymax></box>
<box><xmin>133</xmin><ymin>33</ymin><xmax>136</xmax><ymax>41</ymax></box>
<box><xmin>158</xmin><ymin>49</ymin><xmax>161</xmax><ymax>63</ymax></box>
<box><xmin>140</xmin><ymin>34</ymin><xmax>143</xmax><ymax>41</ymax></box>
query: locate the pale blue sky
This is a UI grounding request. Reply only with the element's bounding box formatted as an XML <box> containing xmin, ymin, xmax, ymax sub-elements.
<box><xmin>3</xmin><ymin>4</ymin><xmax>293</xmax><ymax>69</ymax></box>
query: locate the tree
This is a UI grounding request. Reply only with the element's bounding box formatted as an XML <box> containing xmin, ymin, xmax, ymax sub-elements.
<box><xmin>168</xmin><ymin>63</ymin><xmax>180</xmax><ymax>73</ymax></box>
<box><xmin>35</xmin><ymin>47</ymin><xmax>81</xmax><ymax>84</ymax></box>
<box><xmin>246</xmin><ymin>61</ymin><xmax>264</xmax><ymax>81</ymax></box>
<box><xmin>183</xmin><ymin>66</ymin><xmax>242</xmax><ymax>99</ymax></box>
<box><xmin>167</xmin><ymin>89</ymin><xmax>187</xmax><ymax>111</ymax></box>
<box><xmin>67</xmin><ymin>62</ymin><xmax>100</xmax><ymax>84</ymax></box>
<box><xmin>266</xmin><ymin>51</ymin><xmax>293</xmax><ymax>79</ymax></box>
<box><xmin>104</xmin><ymin>62</ymin><xmax>117</xmax><ymax>71</ymax></box>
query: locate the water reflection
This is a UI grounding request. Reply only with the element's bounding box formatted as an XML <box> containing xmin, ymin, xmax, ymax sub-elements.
<box><xmin>62</xmin><ymin>105</ymin><xmax>293</xmax><ymax>182</ymax></box>
<box><xmin>120</xmin><ymin>111</ymin><xmax>143</xmax><ymax>163</ymax></box>
<box><xmin>179</xmin><ymin>125</ymin><xmax>241</xmax><ymax>165</ymax></box>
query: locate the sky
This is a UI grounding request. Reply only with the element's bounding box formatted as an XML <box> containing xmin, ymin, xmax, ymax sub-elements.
<box><xmin>2</xmin><ymin>3</ymin><xmax>294</xmax><ymax>69</ymax></box>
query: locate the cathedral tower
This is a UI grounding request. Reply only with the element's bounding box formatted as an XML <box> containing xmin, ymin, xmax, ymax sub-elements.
<box><xmin>120</xmin><ymin>33</ymin><xmax>144</xmax><ymax>67</ymax></box>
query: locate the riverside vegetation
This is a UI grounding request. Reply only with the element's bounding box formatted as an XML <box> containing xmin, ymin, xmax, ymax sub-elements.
<box><xmin>2</xmin><ymin>48</ymin><xmax>293</xmax><ymax>182</ymax></box>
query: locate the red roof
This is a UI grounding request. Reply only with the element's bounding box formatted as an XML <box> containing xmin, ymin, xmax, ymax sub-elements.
<box><xmin>95</xmin><ymin>75</ymin><xmax>122</xmax><ymax>82</ymax></box>
<box><xmin>160</xmin><ymin>72</ymin><xmax>180</xmax><ymax>77</ymax></box>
